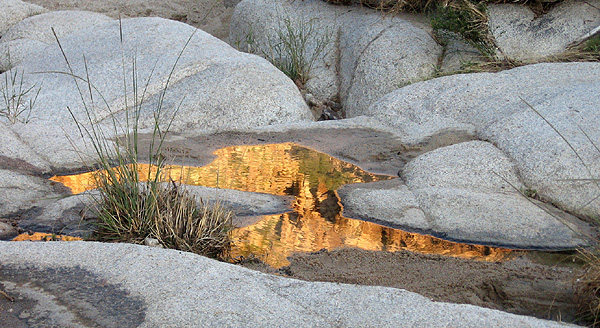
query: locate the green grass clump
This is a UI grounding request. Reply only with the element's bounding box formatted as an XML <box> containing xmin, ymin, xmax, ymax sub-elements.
<box><xmin>584</xmin><ymin>35</ymin><xmax>600</xmax><ymax>53</ymax></box>
<box><xmin>53</xmin><ymin>24</ymin><xmax>234</xmax><ymax>260</ymax></box>
<box><xmin>240</xmin><ymin>16</ymin><xmax>330</xmax><ymax>88</ymax></box>
<box><xmin>430</xmin><ymin>1</ymin><xmax>495</xmax><ymax>58</ymax></box>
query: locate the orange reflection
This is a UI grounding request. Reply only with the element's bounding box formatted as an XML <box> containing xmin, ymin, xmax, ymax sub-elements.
<box><xmin>50</xmin><ymin>143</ymin><xmax>512</xmax><ymax>267</ymax></box>
<box><xmin>13</xmin><ymin>232</ymin><xmax>83</xmax><ymax>242</ymax></box>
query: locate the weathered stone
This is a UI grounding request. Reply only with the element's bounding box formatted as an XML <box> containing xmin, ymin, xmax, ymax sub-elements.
<box><xmin>1</xmin><ymin>10</ymin><xmax>113</xmax><ymax>44</ymax></box>
<box><xmin>0</xmin><ymin>221</ymin><xmax>17</xmax><ymax>239</ymax></box>
<box><xmin>436</xmin><ymin>30</ymin><xmax>486</xmax><ymax>73</ymax></box>
<box><xmin>0</xmin><ymin>241</ymin><xmax>580</xmax><ymax>327</ymax></box>
<box><xmin>0</xmin><ymin>122</ymin><xmax>52</xmax><ymax>174</ymax></box>
<box><xmin>17</xmin><ymin>191</ymin><xmax>97</xmax><ymax>238</ymax></box>
<box><xmin>339</xmin><ymin>10</ymin><xmax>441</xmax><ymax>117</ymax></box>
<box><xmin>181</xmin><ymin>185</ymin><xmax>292</xmax><ymax>224</ymax></box>
<box><xmin>0</xmin><ymin>38</ymin><xmax>47</xmax><ymax>71</ymax></box>
<box><xmin>4</xmin><ymin>17</ymin><xmax>312</xmax><ymax>169</ymax></box>
<box><xmin>402</xmin><ymin>141</ymin><xmax>591</xmax><ymax>249</ymax></box>
<box><xmin>0</xmin><ymin>0</ymin><xmax>47</xmax><ymax>36</ymax></box>
<box><xmin>338</xmin><ymin>179</ymin><xmax>430</xmax><ymax>231</ymax></box>
<box><xmin>368</xmin><ymin>62</ymin><xmax>600</xmax><ymax>218</ymax></box>
<box><xmin>230</xmin><ymin>0</ymin><xmax>342</xmax><ymax>101</ymax></box>
<box><xmin>143</xmin><ymin>237</ymin><xmax>162</xmax><ymax>247</ymax></box>
<box><xmin>230</xmin><ymin>0</ymin><xmax>441</xmax><ymax>116</ymax></box>
<box><xmin>488</xmin><ymin>0</ymin><xmax>600</xmax><ymax>61</ymax></box>
<box><xmin>0</xmin><ymin>169</ymin><xmax>63</xmax><ymax>216</ymax></box>
<box><xmin>25</xmin><ymin>0</ymin><xmax>239</xmax><ymax>40</ymax></box>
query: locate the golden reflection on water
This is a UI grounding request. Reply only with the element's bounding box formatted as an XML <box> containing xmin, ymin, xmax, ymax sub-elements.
<box><xmin>51</xmin><ymin>142</ymin><xmax>512</xmax><ymax>267</ymax></box>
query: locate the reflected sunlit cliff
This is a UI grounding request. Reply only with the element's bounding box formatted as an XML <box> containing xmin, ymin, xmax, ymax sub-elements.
<box><xmin>51</xmin><ymin>142</ymin><xmax>512</xmax><ymax>267</ymax></box>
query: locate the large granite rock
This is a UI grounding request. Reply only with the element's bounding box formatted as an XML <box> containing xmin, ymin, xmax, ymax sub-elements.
<box><xmin>367</xmin><ymin>62</ymin><xmax>600</xmax><ymax>218</ymax></box>
<box><xmin>401</xmin><ymin>141</ymin><xmax>591</xmax><ymax>249</ymax></box>
<box><xmin>0</xmin><ymin>122</ymin><xmax>52</xmax><ymax>174</ymax></box>
<box><xmin>0</xmin><ymin>10</ymin><xmax>113</xmax><ymax>71</ymax></box>
<box><xmin>16</xmin><ymin>182</ymin><xmax>291</xmax><ymax>237</ymax></box>
<box><xmin>230</xmin><ymin>0</ymin><xmax>441</xmax><ymax>116</ymax></box>
<box><xmin>25</xmin><ymin>0</ymin><xmax>240</xmax><ymax>41</ymax></box>
<box><xmin>0</xmin><ymin>38</ymin><xmax>47</xmax><ymax>71</ymax></box>
<box><xmin>17</xmin><ymin>191</ymin><xmax>97</xmax><ymax>238</ymax></box>
<box><xmin>0</xmin><ymin>0</ymin><xmax>47</xmax><ymax>36</ymax></box>
<box><xmin>435</xmin><ymin>30</ymin><xmax>486</xmax><ymax>73</ymax></box>
<box><xmin>339</xmin><ymin>141</ymin><xmax>592</xmax><ymax>249</ymax></box>
<box><xmin>488</xmin><ymin>0</ymin><xmax>600</xmax><ymax>61</ymax></box>
<box><xmin>0</xmin><ymin>241</ymin><xmax>579</xmax><ymax>327</ymax></box>
<box><xmin>230</xmin><ymin>0</ymin><xmax>343</xmax><ymax>101</ymax></box>
<box><xmin>181</xmin><ymin>185</ymin><xmax>292</xmax><ymax>220</ymax></box>
<box><xmin>1</xmin><ymin>17</ymin><xmax>312</xmax><ymax>169</ymax></box>
<box><xmin>1</xmin><ymin>10</ymin><xmax>114</xmax><ymax>44</ymax></box>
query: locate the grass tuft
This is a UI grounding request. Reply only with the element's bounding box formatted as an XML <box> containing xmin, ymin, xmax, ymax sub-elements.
<box><xmin>0</xmin><ymin>51</ymin><xmax>41</xmax><ymax>124</ymax></box>
<box><xmin>576</xmin><ymin>248</ymin><xmax>600</xmax><ymax>327</ymax></box>
<box><xmin>52</xmin><ymin>22</ymin><xmax>234</xmax><ymax>260</ymax></box>
<box><xmin>239</xmin><ymin>16</ymin><xmax>331</xmax><ymax>88</ymax></box>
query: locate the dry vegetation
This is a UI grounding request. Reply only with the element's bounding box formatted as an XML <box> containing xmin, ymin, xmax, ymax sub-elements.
<box><xmin>577</xmin><ymin>249</ymin><xmax>600</xmax><ymax>327</ymax></box>
<box><xmin>53</xmin><ymin>24</ymin><xmax>235</xmax><ymax>260</ymax></box>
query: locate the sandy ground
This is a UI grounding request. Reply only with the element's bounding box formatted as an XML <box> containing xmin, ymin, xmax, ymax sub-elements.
<box><xmin>241</xmin><ymin>247</ymin><xmax>583</xmax><ymax>324</ymax></box>
<box><xmin>24</xmin><ymin>0</ymin><xmax>239</xmax><ymax>41</ymax></box>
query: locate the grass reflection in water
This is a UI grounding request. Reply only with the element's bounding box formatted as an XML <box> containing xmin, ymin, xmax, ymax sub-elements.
<box><xmin>51</xmin><ymin>142</ymin><xmax>512</xmax><ymax>267</ymax></box>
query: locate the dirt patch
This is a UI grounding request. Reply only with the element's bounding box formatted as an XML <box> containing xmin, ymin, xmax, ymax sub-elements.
<box><xmin>242</xmin><ymin>247</ymin><xmax>583</xmax><ymax>324</ymax></box>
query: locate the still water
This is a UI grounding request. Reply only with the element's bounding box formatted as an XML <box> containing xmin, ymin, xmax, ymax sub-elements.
<box><xmin>51</xmin><ymin>143</ymin><xmax>512</xmax><ymax>267</ymax></box>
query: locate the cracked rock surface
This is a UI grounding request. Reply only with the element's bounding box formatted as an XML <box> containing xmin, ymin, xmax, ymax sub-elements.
<box><xmin>230</xmin><ymin>0</ymin><xmax>441</xmax><ymax>117</ymax></box>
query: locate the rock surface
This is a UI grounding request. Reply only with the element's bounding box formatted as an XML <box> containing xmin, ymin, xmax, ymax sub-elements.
<box><xmin>0</xmin><ymin>169</ymin><xmax>63</xmax><ymax>217</ymax></box>
<box><xmin>1</xmin><ymin>17</ymin><xmax>312</xmax><ymax>169</ymax></box>
<box><xmin>0</xmin><ymin>38</ymin><xmax>47</xmax><ymax>71</ymax></box>
<box><xmin>436</xmin><ymin>30</ymin><xmax>486</xmax><ymax>73</ymax></box>
<box><xmin>24</xmin><ymin>0</ymin><xmax>241</xmax><ymax>41</ymax></box>
<box><xmin>17</xmin><ymin>191</ymin><xmax>97</xmax><ymax>238</ymax></box>
<box><xmin>367</xmin><ymin>62</ymin><xmax>600</xmax><ymax>218</ymax></box>
<box><xmin>15</xmin><ymin>182</ymin><xmax>291</xmax><ymax>237</ymax></box>
<box><xmin>181</xmin><ymin>185</ymin><xmax>292</xmax><ymax>222</ymax></box>
<box><xmin>230</xmin><ymin>0</ymin><xmax>441</xmax><ymax>116</ymax></box>
<box><xmin>402</xmin><ymin>141</ymin><xmax>590</xmax><ymax>249</ymax></box>
<box><xmin>1</xmin><ymin>10</ymin><xmax>114</xmax><ymax>44</ymax></box>
<box><xmin>0</xmin><ymin>0</ymin><xmax>47</xmax><ymax>36</ymax></box>
<box><xmin>488</xmin><ymin>0</ymin><xmax>600</xmax><ymax>61</ymax></box>
<box><xmin>338</xmin><ymin>179</ymin><xmax>430</xmax><ymax>230</ymax></box>
<box><xmin>339</xmin><ymin>141</ymin><xmax>592</xmax><ymax>249</ymax></box>
<box><xmin>0</xmin><ymin>221</ymin><xmax>17</xmax><ymax>239</ymax></box>
<box><xmin>0</xmin><ymin>241</ymin><xmax>579</xmax><ymax>327</ymax></box>
<box><xmin>0</xmin><ymin>122</ymin><xmax>52</xmax><ymax>174</ymax></box>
